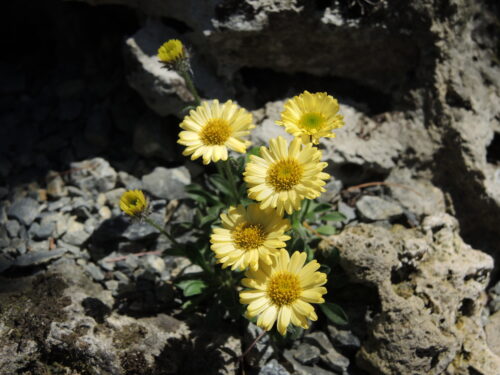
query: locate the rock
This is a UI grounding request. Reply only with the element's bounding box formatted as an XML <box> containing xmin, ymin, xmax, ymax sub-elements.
<box><xmin>48</xmin><ymin>197</ymin><xmax>71</xmax><ymax>211</ymax></box>
<box><xmin>318</xmin><ymin>179</ymin><xmax>343</xmax><ymax>204</ymax></box>
<box><xmin>245</xmin><ymin>323</ymin><xmax>274</xmax><ymax>368</ymax></box>
<box><xmin>143</xmin><ymin>255</ymin><xmax>166</xmax><ymax>274</ymax></box>
<box><xmin>338</xmin><ymin>201</ymin><xmax>356</xmax><ymax>223</ymax></box>
<box><xmin>259</xmin><ymin>359</ymin><xmax>291</xmax><ymax>375</ymax></box>
<box><xmin>98</xmin><ymin>206</ymin><xmax>112</xmax><ymax>219</ymax></box>
<box><xmin>386</xmin><ymin>168</ymin><xmax>446</xmax><ymax>218</ymax></box>
<box><xmin>14</xmin><ymin>249</ymin><xmax>67</xmax><ymax>267</ymax></box>
<box><xmin>331</xmin><ymin>214</ymin><xmax>500</xmax><ymax>375</ymax></box>
<box><xmin>62</xmin><ymin>218</ymin><xmax>90</xmax><ymax>246</ymax></box>
<box><xmin>46</xmin><ymin>172</ymin><xmax>68</xmax><ymax>198</ymax></box>
<box><xmin>322</xmin><ymin>106</ymin><xmax>435</xmax><ymax>186</ymax></box>
<box><xmin>283</xmin><ymin>349</ymin><xmax>337</xmax><ymax>375</ymax></box>
<box><xmin>249</xmin><ymin>101</ymin><xmax>293</xmax><ymax>146</ymax></box>
<box><xmin>485</xmin><ymin>311</ymin><xmax>500</xmax><ymax>357</ymax></box>
<box><xmin>121</xmin><ymin>214</ymin><xmax>162</xmax><ymax>241</ymax></box>
<box><xmin>0</xmin><ymin>254</ymin><xmax>14</xmax><ymax>273</ymax></box>
<box><xmin>29</xmin><ymin>221</ymin><xmax>55</xmax><ymax>240</ymax></box>
<box><xmin>105</xmin><ymin>188</ymin><xmax>127</xmax><ymax>206</ymax></box>
<box><xmin>69</xmin><ymin>157</ymin><xmax>117</xmax><ymax>192</ymax></box>
<box><xmin>123</xmin><ymin>21</ymin><xmax>194</xmax><ymax>116</ymax></box>
<box><xmin>133</xmin><ymin>113</ymin><xmax>179</xmax><ymax>162</ymax></box>
<box><xmin>304</xmin><ymin>331</ymin><xmax>350</xmax><ymax>373</ymax></box>
<box><xmin>142</xmin><ymin>166</ymin><xmax>191</xmax><ymax>200</ymax></box>
<box><xmin>293</xmin><ymin>343</ymin><xmax>321</xmax><ymax>366</ymax></box>
<box><xmin>124</xmin><ymin>20</ymin><xmax>227</xmax><ymax>116</ymax></box>
<box><xmin>6</xmin><ymin>220</ymin><xmax>20</xmax><ymax>238</ymax></box>
<box><xmin>355</xmin><ymin>195</ymin><xmax>403</xmax><ymax>221</ymax></box>
<box><xmin>84</xmin><ymin>263</ymin><xmax>105</xmax><ymax>281</ymax></box>
<box><xmin>327</xmin><ymin>325</ymin><xmax>360</xmax><ymax>350</ymax></box>
<box><xmin>7</xmin><ymin>197</ymin><xmax>40</xmax><ymax>226</ymax></box>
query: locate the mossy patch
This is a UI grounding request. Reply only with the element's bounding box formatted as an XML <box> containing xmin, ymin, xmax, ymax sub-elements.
<box><xmin>113</xmin><ymin>323</ymin><xmax>147</xmax><ymax>350</ymax></box>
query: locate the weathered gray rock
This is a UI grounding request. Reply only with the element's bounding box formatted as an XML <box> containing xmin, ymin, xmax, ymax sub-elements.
<box><xmin>8</xmin><ymin>197</ymin><xmax>40</xmax><ymax>226</ymax></box>
<box><xmin>125</xmin><ymin>20</ymin><xmax>194</xmax><ymax>116</ymax></box>
<box><xmin>259</xmin><ymin>359</ymin><xmax>291</xmax><ymax>375</ymax></box>
<box><xmin>304</xmin><ymin>331</ymin><xmax>350</xmax><ymax>373</ymax></box>
<box><xmin>355</xmin><ymin>195</ymin><xmax>403</xmax><ymax>221</ymax></box>
<box><xmin>142</xmin><ymin>166</ymin><xmax>191</xmax><ymax>200</ymax></box>
<box><xmin>485</xmin><ymin>311</ymin><xmax>500</xmax><ymax>357</ymax></box>
<box><xmin>244</xmin><ymin>323</ymin><xmax>274</xmax><ymax>368</ymax></box>
<box><xmin>62</xmin><ymin>218</ymin><xmax>91</xmax><ymax>246</ymax></box>
<box><xmin>29</xmin><ymin>221</ymin><xmax>55</xmax><ymax>240</ymax></box>
<box><xmin>14</xmin><ymin>249</ymin><xmax>67</xmax><ymax>267</ymax></box>
<box><xmin>322</xmin><ymin>106</ymin><xmax>435</xmax><ymax>186</ymax></box>
<box><xmin>249</xmin><ymin>101</ymin><xmax>293</xmax><ymax>146</ymax></box>
<box><xmin>331</xmin><ymin>214</ymin><xmax>500</xmax><ymax>375</ymax></box>
<box><xmin>293</xmin><ymin>343</ymin><xmax>321</xmax><ymax>366</ymax></box>
<box><xmin>386</xmin><ymin>168</ymin><xmax>446</xmax><ymax>218</ymax></box>
<box><xmin>327</xmin><ymin>325</ymin><xmax>360</xmax><ymax>350</ymax></box>
<box><xmin>6</xmin><ymin>219</ymin><xmax>20</xmax><ymax>238</ymax></box>
<box><xmin>69</xmin><ymin>158</ymin><xmax>117</xmax><ymax>192</ymax></box>
<box><xmin>46</xmin><ymin>172</ymin><xmax>68</xmax><ymax>198</ymax></box>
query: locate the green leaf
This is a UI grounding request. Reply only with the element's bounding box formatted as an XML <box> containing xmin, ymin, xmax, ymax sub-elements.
<box><xmin>313</xmin><ymin>203</ymin><xmax>332</xmax><ymax>213</ymax></box>
<box><xmin>176</xmin><ymin>279</ymin><xmax>207</xmax><ymax>297</ymax></box>
<box><xmin>321</xmin><ymin>212</ymin><xmax>346</xmax><ymax>222</ymax></box>
<box><xmin>316</xmin><ymin>225</ymin><xmax>337</xmax><ymax>235</ymax></box>
<box><xmin>319</xmin><ymin>303</ymin><xmax>349</xmax><ymax>325</ymax></box>
<box><xmin>209</xmin><ymin>174</ymin><xmax>233</xmax><ymax>196</ymax></box>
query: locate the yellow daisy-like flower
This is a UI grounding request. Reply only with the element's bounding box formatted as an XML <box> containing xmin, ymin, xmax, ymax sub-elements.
<box><xmin>178</xmin><ymin>100</ymin><xmax>255</xmax><ymax>165</ymax></box>
<box><xmin>244</xmin><ymin>136</ymin><xmax>330</xmax><ymax>215</ymax></box>
<box><xmin>210</xmin><ymin>204</ymin><xmax>291</xmax><ymax>271</ymax></box>
<box><xmin>276</xmin><ymin>91</ymin><xmax>344</xmax><ymax>145</ymax></box>
<box><xmin>119</xmin><ymin>190</ymin><xmax>148</xmax><ymax>218</ymax></box>
<box><xmin>157</xmin><ymin>39</ymin><xmax>186</xmax><ymax>65</ymax></box>
<box><xmin>240</xmin><ymin>249</ymin><xmax>327</xmax><ymax>336</ymax></box>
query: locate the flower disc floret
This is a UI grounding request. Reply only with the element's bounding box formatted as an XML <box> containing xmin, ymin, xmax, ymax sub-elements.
<box><xmin>240</xmin><ymin>250</ymin><xmax>327</xmax><ymax>335</ymax></box>
<box><xmin>157</xmin><ymin>39</ymin><xmax>185</xmax><ymax>65</ymax></box>
<box><xmin>210</xmin><ymin>204</ymin><xmax>291</xmax><ymax>271</ymax></box>
<box><xmin>120</xmin><ymin>190</ymin><xmax>148</xmax><ymax>217</ymax></box>
<box><xmin>244</xmin><ymin>136</ymin><xmax>330</xmax><ymax>215</ymax></box>
<box><xmin>276</xmin><ymin>91</ymin><xmax>345</xmax><ymax>144</ymax></box>
<box><xmin>178</xmin><ymin>100</ymin><xmax>255</xmax><ymax>164</ymax></box>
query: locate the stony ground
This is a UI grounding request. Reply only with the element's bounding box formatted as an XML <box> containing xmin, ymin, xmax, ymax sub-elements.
<box><xmin>1</xmin><ymin>0</ymin><xmax>500</xmax><ymax>374</ymax></box>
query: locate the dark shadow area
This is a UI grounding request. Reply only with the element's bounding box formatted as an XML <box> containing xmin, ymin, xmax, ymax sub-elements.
<box><xmin>0</xmin><ymin>0</ymin><xmax>150</xmax><ymax>187</ymax></box>
<box><xmin>238</xmin><ymin>68</ymin><xmax>393</xmax><ymax>114</ymax></box>
<box><xmin>154</xmin><ymin>330</ymin><xmax>238</xmax><ymax>375</ymax></box>
<box><xmin>486</xmin><ymin>132</ymin><xmax>500</xmax><ymax>164</ymax></box>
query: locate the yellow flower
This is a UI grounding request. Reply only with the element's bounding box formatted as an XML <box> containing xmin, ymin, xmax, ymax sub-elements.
<box><xmin>240</xmin><ymin>249</ymin><xmax>327</xmax><ymax>335</ymax></box>
<box><xmin>210</xmin><ymin>204</ymin><xmax>291</xmax><ymax>271</ymax></box>
<box><xmin>157</xmin><ymin>39</ymin><xmax>186</xmax><ymax>65</ymax></box>
<box><xmin>178</xmin><ymin>100</ymin><xmax>255</xmax><ymax>165</ymax></box>
<box><xmin>119</xmin><ymin>190</ymin><xmax>148</xmax><ymax>217</ymax></box>
<box><xmin>276</xmin><ymin>91</ymin><xmax>344</xmax><ymax>145</ymax></box>
<box><xmin>244</xmin><ymin>136</ymin><xmax>330</xmax><ymax>216</ymax></box>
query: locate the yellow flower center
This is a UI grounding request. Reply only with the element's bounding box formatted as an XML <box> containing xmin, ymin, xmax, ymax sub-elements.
<box><xmin>299</xmin><ymin>112</ymin><xmax>326</xmax><ymax>133</ymax></box>
<box><xmin>266</xmin><ymin>159</ymin><xmax>303</xmax><ymax>191</ymax></box>
<box><xmin>232</xmin><ymin>223</ymin><xmax>266</xmax><ymax>250</ymax></box>
<box><xmin>200</xmin><ymin>119</ymin><xmax>232</xmax><ymax>145</ymax></box>
<box><xmin>267</xmin><ymin>271</ymin><xmax>301</xmax><ymax>306</ymax></box>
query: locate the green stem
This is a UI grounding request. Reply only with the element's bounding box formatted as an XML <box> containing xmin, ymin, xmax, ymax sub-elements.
<box><xmin>222</xmin><ymin>159</ymin><xmax>240</xmax><ymax>205</ymax></box>
<box><xmin>180</xmin><ymin>71</ymin><xmax>202</xmax><ymax>106</ymax></box>
<box><xmin>300</xmin><ymin>199</ymin><xmax>311</xmax><ymax>223</ymax></box>
<box><xmin>144</xmin><ymin>217</ymin><xmax>180</xmax><ymax>248</ymax></box>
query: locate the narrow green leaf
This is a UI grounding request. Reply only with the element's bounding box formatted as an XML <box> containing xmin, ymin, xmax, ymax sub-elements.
<box><xmin>176</xmin><ymin>279</ymin><xmax>207</xmax><ymax>297</ymax></box>
<box><xmin>319</xmin><ymin>303</ymin><xmax>349</xmax><ymax>325</ymax></box>
<box><xmin>316</xmin><ymin>225</ymin><xmax>337</xmax><ymax>235</ymax></box>
<box><xmin>321</xmin><ymin>212</ymin><xmax>347</xmax><ymax>222</ymax></box>
<box><xmin>313</xmin><ymin>203</ymin><xmax>332</xmax><ymax>213</ymax></box>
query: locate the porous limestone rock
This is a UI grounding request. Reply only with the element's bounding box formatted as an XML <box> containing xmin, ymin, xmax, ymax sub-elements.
<box><xmin>331</xmin><ymin>213</ymin><xmax>500</xmax><ymax>375</ymax></box>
